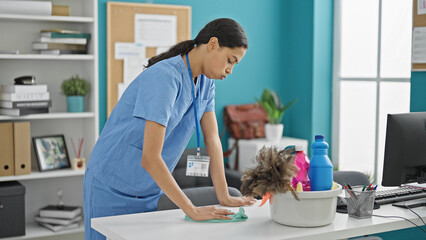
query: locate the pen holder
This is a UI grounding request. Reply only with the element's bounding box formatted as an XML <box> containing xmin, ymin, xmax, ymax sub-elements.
<box><xmin>345</xmin><ymin>188</ymin><xmax>376</xmax><ymax>219</ymax></box>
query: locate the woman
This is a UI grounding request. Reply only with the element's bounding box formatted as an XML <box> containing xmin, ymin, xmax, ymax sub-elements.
<box><xmin>84</xmin><ymin>18</ymin><xmax>255</xmax><ymax>239</ymax></box>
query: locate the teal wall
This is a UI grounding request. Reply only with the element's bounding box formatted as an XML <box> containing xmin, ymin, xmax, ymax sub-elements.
<box><xmin>98</xmin><ymin>0</ymin><xmax>287</xmax><ymax>152</ymax></box>
<box><xmin>98</xmin><ymin>0</ymin><xmax>333</xmax><ymax>156</ymax></box>
<box><xmin>411</xmin><ymin>72</ymin><xmax>426</xmax><ymax>112</ymax></box>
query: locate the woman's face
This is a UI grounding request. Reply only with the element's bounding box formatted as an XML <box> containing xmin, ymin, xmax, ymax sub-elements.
<box><xmin>203</xmin><ymin>38</ymin><xmax>247</xmax><ymax>80</ymax></box>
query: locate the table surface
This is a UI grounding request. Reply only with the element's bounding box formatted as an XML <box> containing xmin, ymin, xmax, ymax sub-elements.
<box><xmin>91</xmin><ymin>200</ymin><xmax>426</xmax><ymax>240</ymax></box>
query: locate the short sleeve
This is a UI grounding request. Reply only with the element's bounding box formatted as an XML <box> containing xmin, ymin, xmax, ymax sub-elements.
<box><xmin>133</xmin><ymin>70</ymin><xmax>179</xmax><ymax>127</ymax></box>
<box><xmin>204</xmin><ymin>80</ymin><xmax>215</xmax><ymax>112</ymax></box>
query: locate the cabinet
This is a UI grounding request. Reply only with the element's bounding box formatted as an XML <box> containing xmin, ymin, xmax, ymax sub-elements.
<box><xmin>0</xmin><ymin>0</ymin><xmax>98</xmax><ymax>239</ymax></box>
<box><xmin>228</xmin><ymin>137</ymin><xmax>309</xmax><ymax>172</ymax></box>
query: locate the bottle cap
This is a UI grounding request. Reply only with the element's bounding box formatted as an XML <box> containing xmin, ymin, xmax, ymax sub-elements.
<box><xmin>315</xmin><ymin>135</ymin><xmax>324</xmax><ymax>140</ymax></box>
<box><xmin>295</xmin><ymin>145</ymin><xmax>304</xmax><ymax>152</ymax></box>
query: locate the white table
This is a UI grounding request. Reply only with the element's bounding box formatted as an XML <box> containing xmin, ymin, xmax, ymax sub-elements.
<box><xmin>228</xmin><ymin>137</ymin><xmax>309</xmax><ymax>172</ymax></box>
<box><xmin>91</xmin><ymin>201</ymin><xmax>426</xmax><ymax>240</ymax></box>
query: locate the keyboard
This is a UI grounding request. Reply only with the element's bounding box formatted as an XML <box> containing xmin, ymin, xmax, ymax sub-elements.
<box><xmin>375</xmin><ymin>186</ymin><xmax>426</xmax><ymax>205</ymax></box>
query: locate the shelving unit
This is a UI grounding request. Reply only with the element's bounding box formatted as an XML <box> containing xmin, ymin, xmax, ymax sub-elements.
<box><xmin>0</xmin><ymin>0</ymin><xmax>98</xmax><ymax>239</ymax></box>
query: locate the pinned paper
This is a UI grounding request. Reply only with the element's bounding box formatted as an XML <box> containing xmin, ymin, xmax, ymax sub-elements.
<box><xmin>134</xmin><ymin>14</ymin><xmax>177</xmax><ymax>46</ymax></box>
<box><xmin>114</xmin><ymin>42</ymin><xmax>146</xmax><ymax>60</ymax></box>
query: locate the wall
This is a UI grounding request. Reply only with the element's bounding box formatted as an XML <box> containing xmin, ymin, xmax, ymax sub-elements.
<box><xmin>411</xmin><ymin>72</ymin><xmax>426</xmax><ymax>112</ymax></box>
<box><xmin>98</xmin><ymin>0</ymin><xmax>287</xmax><ymax>153</ymax></box>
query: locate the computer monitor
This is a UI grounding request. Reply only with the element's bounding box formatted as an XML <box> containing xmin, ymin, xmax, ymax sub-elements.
<box><xmin>382</xmin><ymin>112</ymin><xmax>426</xmax><ymax>186</ymax></box>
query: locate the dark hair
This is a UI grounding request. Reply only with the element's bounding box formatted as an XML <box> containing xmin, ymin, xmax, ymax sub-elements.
<box><xmin>145</xmin><ymin>18</ymin><xmax>248</xmax><ymax>68</ymax></box>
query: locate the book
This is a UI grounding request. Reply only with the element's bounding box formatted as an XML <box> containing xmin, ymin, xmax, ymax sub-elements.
<box><xmin>40</xmin><ymin>49</ymin><xmax>87</xmax><ymax>55</ymax></box>
<box><xmin>41</xmin><ymin>29</ymin><xmax>82</xmax><ymax>34</ymax></box>
<box><xmin>0</xmin><ymin>92</ymin><xmax>50</xmax><ymax>101</ymax></box>
<box><xmin>39</xmin><ymin>205</ymin><xmax>82</xmax><ymax>219</ymax></box>
<box><xmin>39</xmin><ymin>222</ymin><xmax>79</xmax><ymax>232</ymax></box>
<box><xmin>0</xmin><ymin>107</ymin><xmax>49</xmax><ymax>116</ymax></box>
<box><xmin>0</xmin><ymin>100</ymin><xmax>51</xmax><ymax>109</ymax></box>
<box><xmin>1</xmin><ymin>84</ymin><xmax>48</xmax><ymax>94</ymax></box>
<box><xmin>41</xmin><ymin>32</ymin><xmax>91</xmax><ymax>40</ymax></box>
<box><xmin>35</xmin><ymin>215</ymin><xmax>82</xmax><ymax>225</ymax></box>
<box><xmin>52</xmin><ymin>5</ymin><xmax>70</xmax><ymax>16</ymax></box>
<box><xmin>0</xmin><ymin>1</ymin><xmax>52</xmax><ymax>16</ymax></box>
<box><xmin>32</xmin><ymin>42</ymin><xmax>86</xmax><ymax>51</ymax></box>
<box><xmin>36</xmin><ymin>37</ymin><xmax>87</xmax><ymax>45</ymax></box>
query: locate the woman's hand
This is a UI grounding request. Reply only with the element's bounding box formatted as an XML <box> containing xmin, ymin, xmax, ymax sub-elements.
<box><xmin>185</xmin><ymin>205</ymin><xmax>234</xmax><ymax>221</ymax></box>
<box><xmin>219</xmin><ymin>196</ymin><xmax>257</xmax><ymax>207</ymax></box>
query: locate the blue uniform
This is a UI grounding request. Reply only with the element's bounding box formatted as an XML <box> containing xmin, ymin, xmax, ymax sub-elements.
<box><xmin>84</xmin><ymin>55</ymin><xmax>215</xmax><ymax>239</ymax></box>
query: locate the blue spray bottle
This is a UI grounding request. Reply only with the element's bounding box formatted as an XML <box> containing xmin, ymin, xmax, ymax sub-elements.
<box><xmin>308</xmin><ymin>135</ymin><xmax>333</xmax><ymax>191</ymax></box>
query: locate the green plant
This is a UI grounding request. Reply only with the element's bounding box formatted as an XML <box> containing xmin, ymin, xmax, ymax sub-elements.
<box><xmin>60</xmin><ymin>75</ymin><xmax>90</xmax><ymax>96</ymax></box>
<box><xmin>256</xmin><ymin>88</ymin><xmax>297</xmax><ymax>124</ymax></box>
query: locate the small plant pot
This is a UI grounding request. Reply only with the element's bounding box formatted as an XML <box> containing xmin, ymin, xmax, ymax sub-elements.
<box><xmin>265</xmin><ymin>123</ymin><xmax>283</xmax><ymax>141</ymax></box>
<box><xmin>67</xmin><ymin>96</ymin><xmax>85</xmax><ymax>112</ymax></box>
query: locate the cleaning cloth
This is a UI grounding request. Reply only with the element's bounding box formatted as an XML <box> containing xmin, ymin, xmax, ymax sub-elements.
<box><xmin>184</xmin><ymin>207</ymin><xmax>248</xmax><ymax>223</ymax></box>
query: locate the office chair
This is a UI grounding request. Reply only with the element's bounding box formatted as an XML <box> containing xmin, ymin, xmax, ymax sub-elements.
<box><xmin>333</xmin><ymin>171</ymin><xmax>370</xmax><ymax>187</ymax></box>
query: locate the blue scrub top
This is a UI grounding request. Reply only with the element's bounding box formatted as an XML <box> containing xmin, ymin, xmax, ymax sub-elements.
<box><xmin>87</xmin><ymin>55</ymin><xmax>215</xmax><ymax>198</ymax></box>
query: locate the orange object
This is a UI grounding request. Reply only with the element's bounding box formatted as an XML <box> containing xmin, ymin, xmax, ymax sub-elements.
<box><xmin>259</xmin><ymin>192</ymin><xmax>271</xmax><ymax>207</ymax></box>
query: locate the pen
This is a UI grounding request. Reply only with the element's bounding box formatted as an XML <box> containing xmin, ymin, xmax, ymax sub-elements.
<box><xmin>366</xmin><ymin>184</ymin><xmax>372</xmax><ymax>191</ymax></box>
<box><xmin>362</xmin><ymin>185</ymin><xmax>366</xmax><ymax>191</ymax></box>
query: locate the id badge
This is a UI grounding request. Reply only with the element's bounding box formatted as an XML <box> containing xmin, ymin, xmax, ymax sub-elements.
<box><xmin>186</xmin><ymin>155</ymin><xmax>210</xmax><ymax>177</ymax></box>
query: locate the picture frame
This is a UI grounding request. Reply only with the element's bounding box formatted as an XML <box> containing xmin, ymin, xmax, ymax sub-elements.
<box><xmin>32</xmin><ymin>135</ymin><xmax>71</xmax><ymax>171</ymax></box>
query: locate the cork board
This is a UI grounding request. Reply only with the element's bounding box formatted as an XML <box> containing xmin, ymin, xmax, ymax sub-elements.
<box><xmin>107</xmin><ymin>2</ymin><xmax>191</xmax><ymax>116</ymax></box>
<box><xmin>412</xmin><ymin>0</ymin><xmax>426</xmax><ymax>70</ymax></box>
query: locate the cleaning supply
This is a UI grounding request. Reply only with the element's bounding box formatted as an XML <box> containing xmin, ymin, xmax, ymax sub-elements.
<box><xmin>184</xmin><ymin>207</ymin><xmax>248</xmax><ymax>223</ymax></box>
<box><xmin>296</xmin><ymin>182</ymin><xmax>303</xmax><ymax>192</ymax></box>
<box><xmin>309</xmin><ymin>135</ymin><xmax>333</xmax><ymax>191</ymax></box>
<box><xmin>291</xmin><ymin>145</ymin><xmax>311</xmax><ymax>191</ymax></box>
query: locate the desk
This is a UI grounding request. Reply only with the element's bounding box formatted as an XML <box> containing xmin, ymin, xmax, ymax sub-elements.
<box><xmin>228</xmin><ymin>137</ymin><xmax>309</xmax><ymax>172</ymax></box>
<box><xmin>91</xmin><ymin>201</ymin><xmax>426</xmax><ymax>240</ymax></box>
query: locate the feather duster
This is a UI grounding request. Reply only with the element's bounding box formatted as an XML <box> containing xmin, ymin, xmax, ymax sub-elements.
<box><xmin>240</xmin><ymin>146</ymin><xmax>300</xmax><ymax>200</ymax></box>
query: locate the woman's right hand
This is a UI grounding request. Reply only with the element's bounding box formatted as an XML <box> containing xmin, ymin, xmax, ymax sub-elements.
<box><xmin>185</xmin><ymin>205</ymin><xmax>234</xmax><ymax>221</ymax></box>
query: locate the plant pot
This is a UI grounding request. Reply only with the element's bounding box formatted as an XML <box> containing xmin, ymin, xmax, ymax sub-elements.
<box><xmin>66</xmin><ymin>96</ymin><xmax>85</xmax><ymax>112</ymax></box>
<box><xmin>265</xmin><ymin>123</ymin><xmax>283</xmax><ymax>141</ymax></box>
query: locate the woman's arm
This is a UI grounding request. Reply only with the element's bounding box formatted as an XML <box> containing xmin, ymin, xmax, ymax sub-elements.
<box><xmin>141</xmin><ymin>120</ymin><xmax>233</xmax><ymax>220</ymax></box>
<box><xmin>200</xmin><ymin>112</ymin><xmax>256</xmax><ymax>206</ymax></box>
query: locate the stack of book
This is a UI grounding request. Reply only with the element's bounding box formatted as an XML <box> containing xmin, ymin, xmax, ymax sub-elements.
<box><xmin>33</xmin><ymin>29</ymin><xmax>91</xmax><ymax>55</ymax></box>
<box><xmin>36</xmin><ymin>205</ymin><xmax>82</xmax><ymax>232</ymax></box>
<box><xmin>0</xmin><ymin>84</ymin><xmax>51</xmax><ymax>116</ymax></box>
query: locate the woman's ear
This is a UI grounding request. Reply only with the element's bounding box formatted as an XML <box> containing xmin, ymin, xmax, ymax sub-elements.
<box><xmin>207</xmin><ymin>37</ymin><xmax>219</xmax><ymax>52</ymax></box>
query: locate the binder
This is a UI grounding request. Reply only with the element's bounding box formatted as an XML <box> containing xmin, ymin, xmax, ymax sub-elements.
<box><xmin>0</xmin><ymin>122</ymin><xmax>15</xmax><ymax>176</ymax></box>
<box><xmin>13</xmin><ymin>122</ymin><xmax>31</xmax><ymax>175</ymax></box>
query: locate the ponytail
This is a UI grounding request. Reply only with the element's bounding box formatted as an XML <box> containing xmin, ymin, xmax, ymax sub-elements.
<box><xmin>145</xmin><ymin>18</ymin><xmax>247</xmax><ymax>69</ymax></box>
<box><xmin>145</xmin><ymin>40</ymin><xmax>195</xmax><ymax>68</ymax></box>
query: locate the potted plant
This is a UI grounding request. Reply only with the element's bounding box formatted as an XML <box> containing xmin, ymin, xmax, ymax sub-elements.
<box><xmin>61</xmin><ymin>75</ymin><xmax>90</xmax><ymax>113</ymax></box>
<box><xmin>256</xmin><ymin>88</ymin><xmax>297</xmax><ymax>141</ymax></box>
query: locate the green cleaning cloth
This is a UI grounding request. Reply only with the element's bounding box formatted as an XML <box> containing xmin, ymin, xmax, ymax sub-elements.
<box><xmin>184</xmin><ymin>207</ymin><xmax>248</xmax><ymax>223</ymax></box>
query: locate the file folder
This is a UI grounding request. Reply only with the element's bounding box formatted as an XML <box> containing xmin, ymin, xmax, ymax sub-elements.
<box><xmin>0</xmin><ymin>122</ymin><xmax>14</xmax><ymax>176</ymax></box>
<box><xmin>13</xmin><ymin>122</ymin><xmax>31</xmax><ymax>175</ymax></box>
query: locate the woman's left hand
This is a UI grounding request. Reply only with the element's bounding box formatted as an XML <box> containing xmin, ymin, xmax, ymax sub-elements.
<box><xmin>219</xmin><ymin>196</ymin><xmax>256</xmax><ymax>207</ymax></box>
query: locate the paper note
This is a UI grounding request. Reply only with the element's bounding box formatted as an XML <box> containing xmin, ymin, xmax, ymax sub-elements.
<box><xmin>418</xmin><ymin>0</ymin><xmax>426</xmax><ymax>15</ymax></box>
<box><xmin>412</xmin><ymin>27</ymin><xmax>426</xmax><ymax>63</ymax></box>
<box><xmin>134</xmin><ymin>14</ymin><xmax>177</xmax><ymax>46</ymax></box>
<box><xmin>114</xmin><ymin>42</ymin><xmax>146</xmax><ymax>60</ymax></box>
<box><xmin>123</xmin><ymin>56</ymin><xmax>148</xmax><ymax>85</ymax></box>
<box><xmin>156</xmin><ymin>46</ymin><xmax>171</xmax><ymax>55</ymax></box>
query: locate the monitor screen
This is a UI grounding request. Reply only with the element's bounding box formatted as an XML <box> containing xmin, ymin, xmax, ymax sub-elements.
<box><xmin>382</xmin><ymin>112</ymin><xmax>426</xmax><ymax>186</ymax></box>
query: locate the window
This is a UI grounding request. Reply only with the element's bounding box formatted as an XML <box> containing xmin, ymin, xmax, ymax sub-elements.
<box><xmin>332</xmin><ymin>0</ymin><xmax>412</xmax><ymax>184</ymax></box>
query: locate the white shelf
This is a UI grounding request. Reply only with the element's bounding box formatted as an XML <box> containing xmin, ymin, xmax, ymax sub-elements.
<box><xmin>0</xmin><ymin>54</ymin><xmax>94</xmax><ymax>60</ymax></box>
<box><xmin>0</xmin><ymin>14</ymin><xmax>93</xmax><ymax>23</ymax></box>
<box><xmin>0</xmin><ymin>169</ymin><xmax>85</xmax><ymax>182</ymax></box>
<box><xmin>0</xmin><ymin>112</ymin><xmax>95</xmax><ymax>120</ymax></box>
<box><xmin>2</xmin><ymin>222</ymin><xmax>84</xmax><ymax>240</ymax></box>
